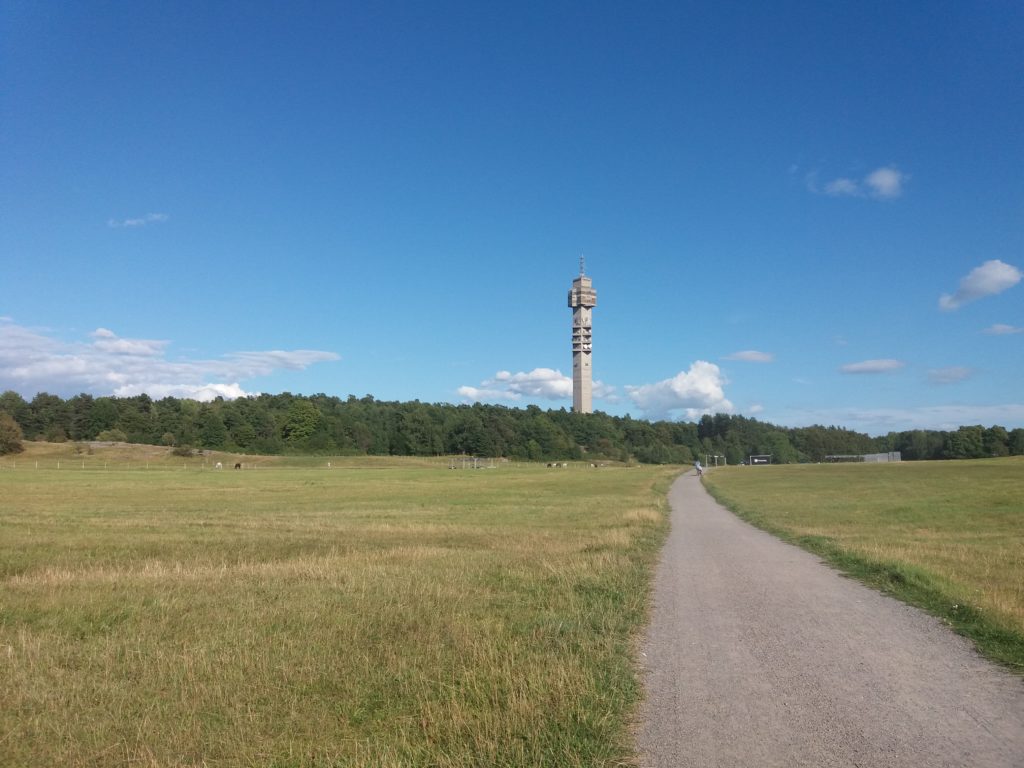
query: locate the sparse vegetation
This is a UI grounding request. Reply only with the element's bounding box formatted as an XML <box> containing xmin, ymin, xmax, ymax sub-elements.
<box><xmin>704</xmin><ymin>458</ymin><xmax>1024</xmax><ymax>672</ymax></box>
<box><xmin>0</xmin><ymin>445</ymin><xmax>678</xmax><ymax>767</ymax></box>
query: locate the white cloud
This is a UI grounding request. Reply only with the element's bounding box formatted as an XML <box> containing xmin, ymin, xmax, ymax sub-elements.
<box><xmin>824</xmin><ymin>178</ymin><xmax>860</xmax><ymax>197</ymax></box>
<box><xmin>864</xmin><ymin>167</ymin><xmax>905</xmax><ymax>199</ymax></box>
<box><xmin>625</xmin><ymin>361</ymin><xmax>733</xmax><ymax>420</ymax></box>
<box><xmin>840</xmin><ymin>359</ymin><xmax>905</xmax><ymax>374</ymax></box>
<box><xmin>983</xmin><ymin>323</ymin><xmax>1024</xmax><ymax>335</ymax></box>
<box><xmin>458</xmin><ymin>367</ymin><xmax>615</xmax><ymax>404</ymax></box>
<box><xmin>117</xmin><ymin>382</ymin><xmax>255</xmax><ymax>400</ymax></box>
<box><xmin>495</xmin><ymin>368</ymin><xmax>573</xmax><ymax>399</ymax></box>
<box><xmin>90</xmin><ymin>327</ymin><xmax>168</xmax><ymax>356</ymax></box>
<box><xmin>456</xmin><ymin>384</ymin><xmax>517</xmax><ymax>402</ymax></box>
<box><xmin>939</xmin><ymin>260</ymin><xmax>1022</xmax><ymax>311</ymax></box>
<box><xmin>108</xmin><ymin>212</ymin><xmax>169</xmax><ymax>228</ymax></box>
<box><xmin>724</xmin><ymin>350</ymin><xmax>774</xmax><ymax>363</ymax></box>
<box><xmin>814</xmin><ymin>165</ymin><xmax>907</xmax><ymax>200</ymax></box>
<box><xmin>0</xmin><ymin>320</ymin><xmax>339</xmax><ymax>401</ymax></box>
<box><xmin>927</xmin><ymin>366</ymin><xmax>972</xmax><ymax>384</ymax></box>
<box><xmin>592</xmin><ymin>380</ymin><xmax>619</xmax><ymax>402</ymax></box>
<box><xmin>226</xmin><ymin>350</ymin><xmax>345</xmax><ymax>375</ymax></box>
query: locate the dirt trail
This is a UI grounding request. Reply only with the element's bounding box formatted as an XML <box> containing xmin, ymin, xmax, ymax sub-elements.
<box><xmin>636</xmin><ymin>472</ymin><xmax>1024</xmax><ymax>767</ymax></box>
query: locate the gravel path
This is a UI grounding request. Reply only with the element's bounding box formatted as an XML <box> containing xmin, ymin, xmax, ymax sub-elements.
<box><xmin>636</xmin><ymin>471</ymin><xmax>1024</xmax><ymax>768</ymax></box>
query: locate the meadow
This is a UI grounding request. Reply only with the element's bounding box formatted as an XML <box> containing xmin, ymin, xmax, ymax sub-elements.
<box><xmin>0</xmin><ymin>443</ymin><xmax>678</xmax><ymax>767</ymax></box>
<box><xmin>703</xmin><ymin>457</ymin><xmax>1024</xmax><ymax>671</ymax></box>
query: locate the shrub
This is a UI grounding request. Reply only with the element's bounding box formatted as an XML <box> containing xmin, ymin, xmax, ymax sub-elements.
<box><xmin>0</xmin><ymin>412</ymin><xmax>25</xmax><ymax>455</ymax></box>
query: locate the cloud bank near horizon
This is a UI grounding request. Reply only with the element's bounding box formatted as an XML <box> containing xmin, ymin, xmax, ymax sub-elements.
<box><xmin>458</xmin><ymin>368</ymin><xmax>616</xmax><ymax>404</ymax></box>
<box><xmin>0</xmin><ymin>319</ymin><xmax>339</xmax><ymax>401</ymax></box>
<box><xmin>775</xmin><ymin>403</ymin><xmax>1024</xmax><ymax>436</ymax></box>
<box><xmin>458</xmin><ymin>362</ymin><xmax>735</xmax><ymax>420</ymax></box>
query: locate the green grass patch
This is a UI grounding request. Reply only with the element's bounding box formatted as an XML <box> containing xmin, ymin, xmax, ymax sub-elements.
<box><xmin>0</xmin><ymin>454</ymin><xmax>678</xmax><ymax>767</ymax></box>
<box><xmin>703</xmin><ymin>458</ymin><xmax>1024</xmax><ymax>672</ymax></box>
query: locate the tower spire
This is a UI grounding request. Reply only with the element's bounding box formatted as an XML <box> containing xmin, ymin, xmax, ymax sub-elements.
<box><xmin>579</xmin><ymin>254</ymin><xmax>586</xmax><ymax>276</ymax></box>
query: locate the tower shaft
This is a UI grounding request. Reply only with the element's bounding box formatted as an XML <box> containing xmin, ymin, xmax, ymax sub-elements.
<box><xmin>568</xmin><ymin>271</ymin><xmax>597</xmax><ymax>414</ymax></box>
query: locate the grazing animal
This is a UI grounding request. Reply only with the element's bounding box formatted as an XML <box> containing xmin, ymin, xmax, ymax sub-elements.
<box><xmin>215</xmin><ymin>462</ymin><xmax>223</xmax><ymax>469</ymax></box>
<box><xmin>234</xmin><ymin>462</ymin><xmax>242</xmax><ymax>470</ymax></box>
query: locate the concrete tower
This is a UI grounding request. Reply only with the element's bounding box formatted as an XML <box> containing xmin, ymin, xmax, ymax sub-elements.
<box><xmin>568</xmin><ymin>258</ymin><xmax>597</xmax><ymax>414</ymax></box>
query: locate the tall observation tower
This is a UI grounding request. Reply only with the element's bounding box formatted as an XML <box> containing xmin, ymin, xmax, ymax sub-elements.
<box><xmin>568</xmin><ymin>258</ymin><xmax>597</xmax><ymax>414</ymax></box>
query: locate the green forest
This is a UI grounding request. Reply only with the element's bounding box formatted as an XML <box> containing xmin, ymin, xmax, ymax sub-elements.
<box><xmin>1</xmin><ymin>390</ymin><xmax>1022</xmax><ymax>463</ymax></box>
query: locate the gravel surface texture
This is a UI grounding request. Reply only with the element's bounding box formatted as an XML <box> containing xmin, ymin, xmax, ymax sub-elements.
<box><xmin>636</xmin><ymin>471</ymin><xmax>1024</xmax><ymax>767</ymax></box>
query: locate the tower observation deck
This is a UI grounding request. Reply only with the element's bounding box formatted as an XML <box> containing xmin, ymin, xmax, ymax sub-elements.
<box><xmin>568</xmin><ymin>260</ymin><xmax>597</xmax><ymax>414</ymax></box>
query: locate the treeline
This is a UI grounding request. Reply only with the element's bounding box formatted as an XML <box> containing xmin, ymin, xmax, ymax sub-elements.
<box><xmin>1</xmin><ymin>390</ymin><xmax>1022</xmax><ymax>463</ymax></box>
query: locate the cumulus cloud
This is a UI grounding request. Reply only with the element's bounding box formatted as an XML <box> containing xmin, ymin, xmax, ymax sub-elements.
<box><xmin>928</xmin><ymin>366</ymin><xmax>972</xmax><ymax>384</ymax></box>
<box><xmin>840</xmin><ymin>359</ymin><xmax>905</xmax><ymax>374</ymax></box>
<box><xmin>458</xmin><ymin>367</ymin><xmax>616</xmax><ymax>404</ymax></box>
<box><xmin>0</xmin><ymin>319</ymin><xmax>339</xmax><ymax>401</ymax></box>
<box><xmin>456</xmin><ymin>384</ymin><xmax>513</xmax><ymax>402</ymax></box>
<box><xmin>108</xmin><ymin>212</ymin><xmax>169</xmax><ymax>228</ymax></box>
<box><xmin>724</xmin><ymin>350</ymin><xmax>774</xmax><ymax>363</ymax></box>
<box><xmin>119</xmin><ymin>382</ymin><xmax>255</xmax><ymax>401</ymax></box>
<box><xmin>625</xmin><ymin>361</ymin><xmax>733</xmax><ymax>420</ymax></box>
<box><xmin>457</xmin><ymin>368</ymin><xmax>571</xmax><ymax>402</ymax></box>
<box><xmin>983</xmin><ymin>323</ymin><xmax>1024</xmax><ymax>335</ymax></box>
<box><xmin>495</xmin><ymin>368</ymin><xmax>573</xmax><ymax>399</ymax></box>
<box><xmin>939</xmin><ymin>260</ymin><xmax>1022</xmax><ymax>311</ymax></box>
<box><xmin>812</xmin><ymin>165</ymin><xmax>907</xmax><ymax>200</ymax></box>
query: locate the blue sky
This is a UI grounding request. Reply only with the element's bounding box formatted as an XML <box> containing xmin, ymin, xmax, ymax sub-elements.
<box><xmin>2</xmin><ymin>1</ymin><xmax>1022</xmax><ymax>435</ymax></box>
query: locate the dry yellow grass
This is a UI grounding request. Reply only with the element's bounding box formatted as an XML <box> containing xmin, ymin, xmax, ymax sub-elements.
<box><xmin>1</xmin><ymin>456</ymin><xmax>677</xmax><ymax>767</ymax></box>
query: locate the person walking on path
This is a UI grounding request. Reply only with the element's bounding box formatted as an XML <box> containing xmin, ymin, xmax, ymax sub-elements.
<box><xmin>637</xmin><ymin>474</ymin><xmax>1024</xmax><ymax>768</ymax></box>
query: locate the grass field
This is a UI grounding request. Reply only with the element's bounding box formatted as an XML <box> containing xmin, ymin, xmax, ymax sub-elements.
<box><xmin>0</xmin><ymin>443</ymin><xmax>678</xmax><ymax>767</ymax></box>
<box><xmin>703</xmin><ymin>458</ymin><xmax>1024</xmax><ymax>672</ymax></box>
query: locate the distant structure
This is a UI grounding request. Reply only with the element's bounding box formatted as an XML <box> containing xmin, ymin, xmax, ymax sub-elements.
<box><xmin>568</xmin><ymin>257</ymin><xmax>597</xmax><ymax>414</ymax></box>
<box><xmin>825</xmin><ymin>452</ymin><xmax>902</xmax><ymax>463</ymax></box>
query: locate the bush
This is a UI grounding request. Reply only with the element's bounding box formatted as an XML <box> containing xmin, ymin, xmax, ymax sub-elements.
<box><xmin>171</xmin><ymin>445</ymin><xmax>195</xmax><ymax>457</ymax></box>
<box><xmin>0</xmin><ymin>412</ymin><xmax>25</xmax><ymax>455</ymax></box>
